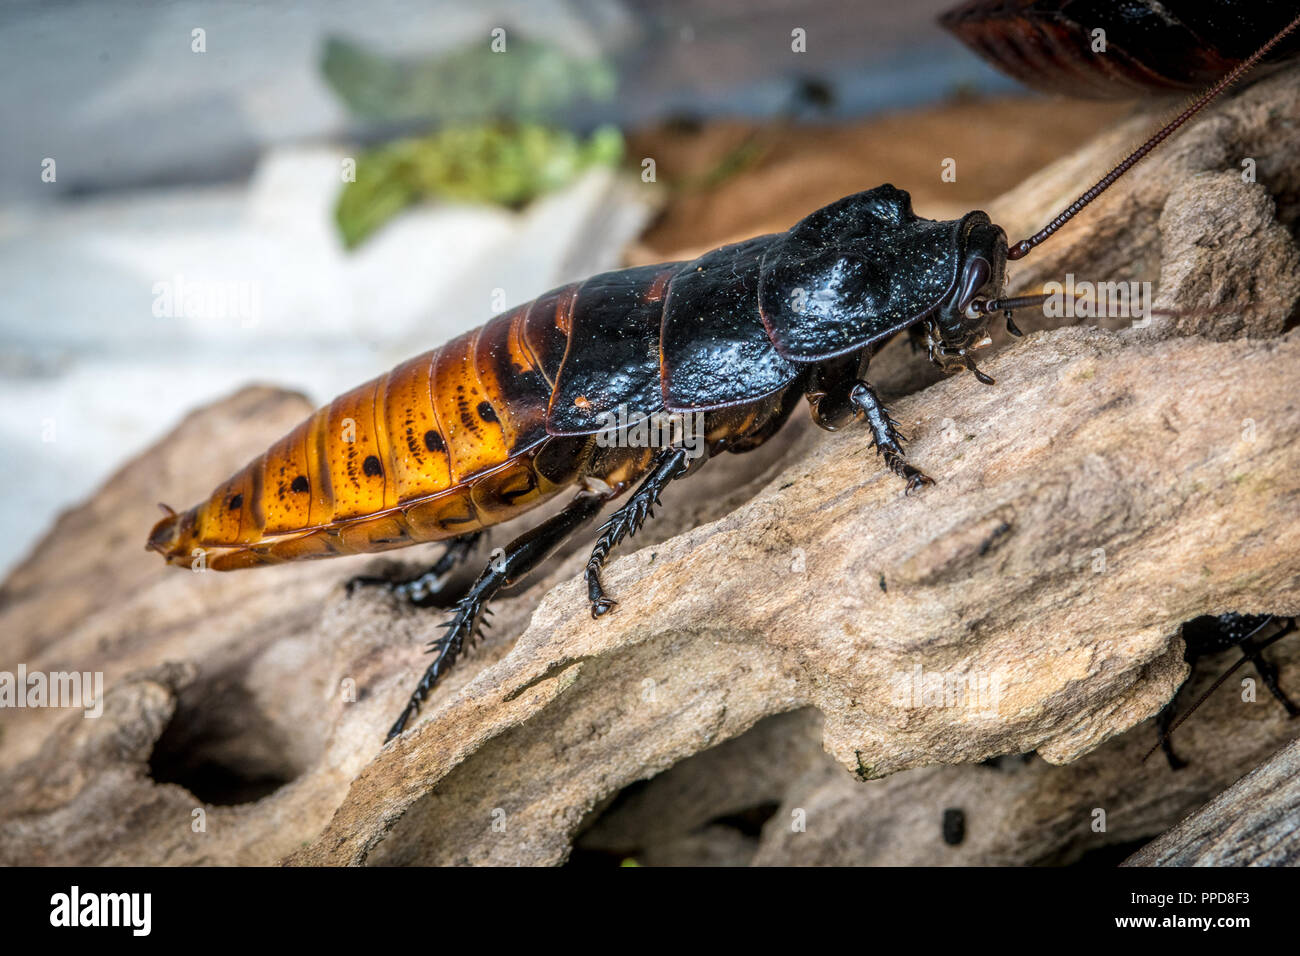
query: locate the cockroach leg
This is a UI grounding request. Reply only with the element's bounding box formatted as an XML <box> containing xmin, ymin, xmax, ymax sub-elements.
<box><xmin>585</xmin><ymin>446</ymin><xmax>691</xmax><ymax>618</ymax></box>
<box><xmin>1244</xmin><ymin>619</ymin><xmax>1300</xmax><ymax>716</ymax></box>
<box><xmin>1154</xmin><ymin>703</ymin><xmax>1188</xmax><ymax>771</ymax></box>
<box><xmin>1148</xmin><ymin>614</ymin><xmax>1298</xmax><ymax>768</ymax></box>
<box><xmin>849</xmin><ymin>380</ymin><xmax>934</xmax><ymax>493</ymax></box>
<box><xmin>385</xmin><ymin>493</ymin><xmax>605</xmax><ymax>741</ymax></box>
<box><xmin>804</xmin><ymin>353</ymin><xmax>863</xmax><ymax>431</ymax></box>
<box><xmin>346</xmin><ymin>532</ymin><xmax>482</xmax><ymax>608</ymax></box>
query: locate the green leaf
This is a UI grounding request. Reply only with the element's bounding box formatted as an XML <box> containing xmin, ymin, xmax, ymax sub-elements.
<box><xmin>335</xmin><ymin>123</ymin><xmax>626</xmax><ymax>249</ymax></box>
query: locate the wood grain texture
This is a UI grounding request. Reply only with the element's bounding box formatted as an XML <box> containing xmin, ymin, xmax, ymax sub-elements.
<box><xmin>1124</xmin><ymin>738</ymin><xmax>1300</xmax><ymax>867</ymax></box>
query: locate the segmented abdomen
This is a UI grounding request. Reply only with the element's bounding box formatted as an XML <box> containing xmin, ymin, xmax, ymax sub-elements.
<box><xmin>940</xmin><ymin>0</ymin><xmax>1300</xmax><ymax>98</ymax></box>
<box><xmin>148</xmin><ymin>283</ymin><xmax>587</xmax><ymax>570</ymax></box>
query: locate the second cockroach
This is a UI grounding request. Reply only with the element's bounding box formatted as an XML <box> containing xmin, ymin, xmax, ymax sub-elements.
<box><xmin>147</xmin><ymin>15</ymin><xmax>1300</xmax><ymax>741</ymax></box>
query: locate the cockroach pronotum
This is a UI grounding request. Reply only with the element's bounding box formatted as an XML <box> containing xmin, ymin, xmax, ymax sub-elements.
<box><xmin>941</xmin><ymin>0</ymin><xmax>1300</xmax><ymax>98</ymax></box>
<box><xmin>147</xmin><ymin>15</ymin><xmax>1300</xmax><ymax>741</ymax></box>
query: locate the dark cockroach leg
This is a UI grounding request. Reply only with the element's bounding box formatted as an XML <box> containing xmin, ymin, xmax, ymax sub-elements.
<box><xmin>849</xmin><ymin>380</ymin><xmax>934</xmax><ymax>493</ymax></box>
<box><xmin>1154</xmin><ymin>704</ymin><xmax>1188</xmax><ymax>771</ymax></box>
<box><xmin>805</xmin><ymin>354</ymin><xmax>861</xmax><ymax>430</ymax></box>
<box><xmin>1244</xmin><ymin>620</ymin><xmax>1300</xmax><ymax>716</ymax></box>
<box><xmin>585</xmin><ymin>446</ymin><xmax>692</xmax><ymax>618</ymax></box>
<box><xmin>346</xmin><ymin>532</ymin><xmax>482</xmax><ymax>607</ymax></box>
<box><xmin>1254</xmin><ymin>652</ymin><xmax>1300</xmax><ymax>715</ymax></box>
<box><xmin>386</xmin><ymin>493</ymin><xmax>606</xmax><ymax>741</ymax></box>
<box><xmin>1148</xmin><ymin>614</ymin><xmax>1298</xmax><ymax>768</ymax></box>
<box><xmin>803</xmin><ymin>357</ymin><xmax>930</xmax><ymax>490</ymax></box>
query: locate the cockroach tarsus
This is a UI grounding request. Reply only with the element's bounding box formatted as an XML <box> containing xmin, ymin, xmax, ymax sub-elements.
<box><xmin>344</xmin><ymin>531</ymin><xmax>482</xmax><ymax>607</ymax></box>
<box><xmin>146</xmin><ymin>16</ymin><xmax>1300</xmax><ymax>742</ymax></box>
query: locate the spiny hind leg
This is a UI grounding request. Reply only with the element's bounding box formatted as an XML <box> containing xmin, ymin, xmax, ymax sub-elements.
<box><xmin>585</xmin><ymin>446</ymin><xmax>691</xmax><ymax>618</ymax></box>
<box><xmin>849</xmin><ymin>380</ymin><xmax>933</xmax><ymax>493</ymax></box>
<box><xmin>347</xmin><ymin>532</ymin><xmax>482</xmax><ymax>608</ymax></box>
<box><xmin>386</xmin><ymin>492</ymin><xmax>605</xmax><ymax>741</ymax></box>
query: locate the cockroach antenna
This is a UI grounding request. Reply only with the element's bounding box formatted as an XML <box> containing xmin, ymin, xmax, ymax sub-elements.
<box><xmin>965</xmin><ymin>291</ymin><xmax>1075</xmax><ymax>338</ymax></box>
<box><xmin>1006</xmin><ymin>13</ymin><xmax>1300</xmax><ymax>261</ymax></box>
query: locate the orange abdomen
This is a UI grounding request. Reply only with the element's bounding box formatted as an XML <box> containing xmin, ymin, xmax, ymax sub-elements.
<box><xmin>148</xmin><ymin>285</ymin><xmax>585</xmax><ymax>571</ymax></box>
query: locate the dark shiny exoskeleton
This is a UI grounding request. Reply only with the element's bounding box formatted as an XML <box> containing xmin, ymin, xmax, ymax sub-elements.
<box><xmin>376</xmin><ymin>184</ymin><xmax>1011</xmax><ymax>739</ymax></box>
<box><xmin>941</xmin><ymin>0</ymin><xmax>1300</xmax><ymax>98</ymax></box>
<box><xmin>1155</xmin><ymin>613</ymin><xmax>1299</xmax><ymax>769</ymax></box>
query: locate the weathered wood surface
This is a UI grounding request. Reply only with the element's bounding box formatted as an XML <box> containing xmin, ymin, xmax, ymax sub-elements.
<box><xmin>2</xmin><ymin>70</ymin><xmax>1298</xmax><ymax>866</ymax></box>
<box><xmin>1124</xmin><ymin>738</ymin><xmax>1300</xmax><ymax>867</ymax></box>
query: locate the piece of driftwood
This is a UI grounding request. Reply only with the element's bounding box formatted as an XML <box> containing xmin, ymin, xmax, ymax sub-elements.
<box><xmin>2</xmin><ymin>69</ymin><xmax>1298</xmax><ymax>866</ymax></box>
<box><xmin>578</xmin><ymin>638</ymin><xmax>1300</xmax><ymax>867</ymax></box>
<box><xmin>1123</xmin><ymin>738</ymin><xmax>1300</xmax><ymax>867</ymax></box>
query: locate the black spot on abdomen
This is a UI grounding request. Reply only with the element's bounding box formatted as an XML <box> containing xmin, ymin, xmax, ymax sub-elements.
<box><xmin>363</xmin><ymin>455</ymin><xmax>383</xmax><ymax>478</ymax></box>
<box><xmin>290</xmin><ymin>475</ymin><xmax>309</xmax><ymax>494</ymax></box>
<box><xmin>229</xmin><ymin>494</ymin><xmax>243</xmax><ymax>510</ymax></box>
<box><xmin>424</xmin><ymin>430</ymin><xmax>446</xmax><ymax>453</ymax></box>
<box><xmin>477</xmin><ymin>401</ymin><xmax>499</xmax><ymax>424</ymax></box>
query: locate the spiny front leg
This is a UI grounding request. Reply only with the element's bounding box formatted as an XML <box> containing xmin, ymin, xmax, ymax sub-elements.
<box><xmin>585</xmin><ymin>447</ymin><xmax>691</xmax><ymax>618</ymax></box>
<box><xmin>849</xmin><ymin>380</ymin><xmax>934</xmax><ymax>493</ymax></box>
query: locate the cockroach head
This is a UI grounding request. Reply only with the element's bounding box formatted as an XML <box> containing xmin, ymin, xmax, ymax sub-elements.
<box><xmin>927</xmin><ymin>216</ymin><xmax>1007</xmax><ymax>362</ymax></box>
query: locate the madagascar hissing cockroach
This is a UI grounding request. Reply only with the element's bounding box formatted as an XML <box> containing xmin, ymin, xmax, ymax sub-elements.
<box><xmin>1149</xmin><ymin>614</ymin><xmax>1299</xmax><ymax>769</ymax></box>
<box><xmin>941</xmin><ymin>0</ymin><xmax>1300</xmax><ymax>99</ymax></box>
<box><xmin>147</xmin><ymin>15</ymin><xmax>1300</xmax><ymax>742</ymax></box>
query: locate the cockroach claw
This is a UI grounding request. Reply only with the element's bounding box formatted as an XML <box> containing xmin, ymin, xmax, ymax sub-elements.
<box><xmin>901</xmin><ymin>465</ymin><xmax>936</xmax><ymax>495</ymax></box>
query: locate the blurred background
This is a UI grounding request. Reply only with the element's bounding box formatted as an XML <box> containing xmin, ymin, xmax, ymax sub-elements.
<box><xmin>0</xmin><ymin>0</ymin><xmax>1040</xmax><ymax>577</ymax></box>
